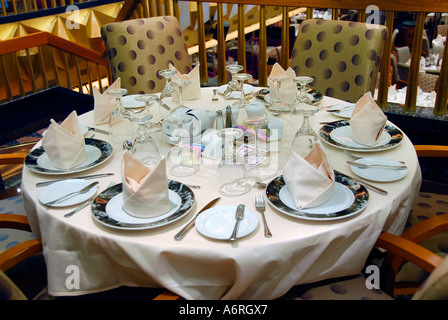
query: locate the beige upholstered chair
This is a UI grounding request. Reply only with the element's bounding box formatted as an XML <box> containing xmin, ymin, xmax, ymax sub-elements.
<box><xmin>290</xmin><ymin>19</ymin><xmax>388</xmax><ymax>103</ymax></box>
<box><xmin>419</xmin><ymin>73</ymin><xmax>439</xmax><ymax>93</ymax></box>
<box><xmin>101</xmin><ymin>16</ymin><xmax>192</xmax><ymax>95</ymax></box>
<box><xmin>437</xmin><ymin>24</ymin><xmax>448</xmax><ymax>37</ymax></box>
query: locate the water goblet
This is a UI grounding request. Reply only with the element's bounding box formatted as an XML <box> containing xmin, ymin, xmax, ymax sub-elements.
<box><xmin>135</xmin><ymin>94</ymin><xmax>159</xmax><ymax>130</ymax></box>
<box><xmin>232</xmin><ymin>73</ymin><xmax>253</xmax><ymax>109</ymax></box>
<box><xmin>267</xmin><ymin>75</ymin><xmax>291</xmax><ymax>114</ymax></box>
<box><xmin>107</xmin><ymin>87</ymin><xmax>134</xmax><ymax>146</ymax></box>
<box><xmin>130</xmin><ymin>128</ymin><xmax>161</xmax><ymax>170</ymax></box>
<box><xmin>170</xmin><ymin>78</ymin><xmax>191</xmax><ymax>113</ymax></box>
<box><xmin>293</xmin><ymin>76</ymin><xmax>314</xmax><ymax>110</ymax></box>
<box><xmin>158</xmin><ymin>69</ymin><xmax>177</xmax><ymax>101</ymax></box>
<box><xmin>216</xmin><ymin>128</ymin><xmax>251</xmax><ymax>196</ymax></box>
<box><xmin>224</xmin><ymin>64</ymin><xmax>244</xmax><ymax>100</ymax></box>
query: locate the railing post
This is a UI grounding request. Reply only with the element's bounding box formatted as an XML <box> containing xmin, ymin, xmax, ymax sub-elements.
<box><xmin>196</xmin><ymin>1</ymin><xmax>208</xmax><ymax>85</ymax></box>
<box><xmin>280</xmin><ymin>6</ymin><xmax>289</xmax><ymax>69</ymax></box>
<box><xmin>434</xmin><ymin>41</ymin><xmax>448</xmax><ymax>115</ymax></box>
<box><xmin>258</xmin><ymin>5</ymin><xmax>267</xmax><ymax>87</ymax></box>
<box><xmin>217</xmin><ymin>2</ymin><xmax>226</xmax><ymax>85</ymax></box>
<box><xmin>377</xmin><ymin>11</ymin><xmax>394</xmax><ymax>109</ymax></box>
<box><xmin>237</xmin><ymin>4</ymin><xmax>246</xmax><ymax>72</ymax></box>
<box><xmin>404</xmin><ymin>12</ymin><xmax>425</xmax><ymax>113</ymax></box>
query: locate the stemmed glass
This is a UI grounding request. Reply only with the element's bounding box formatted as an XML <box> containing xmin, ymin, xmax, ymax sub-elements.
<box><xmin>232</xmin><ymin>73</ymin><xmax>252</xmax><ymax>109</ymax></box>
<box><xmin>267</xmin><ymin>75</ymin><xmax>291</xmax><ymax>114</ymax></box>
<box><xmin>135</xmin><ymin>94</ymin><xmax>159</xmax><ymax>131</ymax></box>
<box><xmin>130</xmin><ymin>129</ymin><xmax>161</xmax><ymax>170</ymax></box>
<box><xmin>291</xmin><ymin>76</ymin><xmax>318</xmax><ymax>157</ymax></box>
<box><xmin>170</xmin><ymin>79</ymin><xmax>191</xmax><ymax>113</ymax></box>
<box><xmin>158</xmin><ymin>69</ymin><xmax>177</xmax><ymax>101</ymax></box>
<box><xmin>165</xmin><ymin>112</ymin><xmax>200</xmax><ymax>177</ymax></box>
<box><xmin>224</xmin><ymin>64</ymin><xmax>244</xmax><ymax>100</ymax></box>
<box><xmin>216</xmin><ymin>127</ymin><xmax>251</xmax><ymax>196</ymax></box>
<box><xmin>107</xmin><ymin>87</ymin><xmax>134</xmax><ymax>146</ymax></box>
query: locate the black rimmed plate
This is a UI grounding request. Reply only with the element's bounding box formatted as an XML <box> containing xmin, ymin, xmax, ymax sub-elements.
<box><xmin>25</xmin><ymin>138</ymin><xmax>113</xmax><ymax>175</ymax></box>
<box><xmin>319</xmin><ymin>120</ymin><xmax>404</xmax><ymax>152</ymax></box>
<box><xmin>91</xmin><ymin>180</ymin><xmax>195</xmax><ymax>230</ymax></box>
<box><xmin>265</xmin><ymin>173</ymin><xmax>369</xmax><ymax>221</ymax></box>
<box><xmin>255</xmin><ymin>88</ymin><xmax>323</xmax><ymax>105</ymax></box>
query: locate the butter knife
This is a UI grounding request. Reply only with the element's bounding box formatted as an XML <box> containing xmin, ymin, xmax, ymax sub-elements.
<box><xmin>229</xmin><ymin>204</ymin><xmax>245</xmax><ymax>241</ymax></box>
<box><xmin>347</xmin><ymin>160</ymin><xmax>407</xmax><ymax>170</ymax></box>
<box><xmin>36</xmin><ymin>173</ymin><xmax>114</xmax><ymax>187</ymax></box>
<box><xmin>174</xmin><ymin>197</ymin><xmax>221</xmax><ymax>241</ymax></box>
<box><xmin>87</xmin><ymin>127</ymin><xmax>109</xmax><ymax>135</ymax></box>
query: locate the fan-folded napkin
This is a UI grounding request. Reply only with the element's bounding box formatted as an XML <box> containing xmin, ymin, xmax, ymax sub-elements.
<box><xmin>283</xmin><ymin>140</ymin><xmax>335</xmax><ymax>209</ymax></box>
<box><xmin>121</xmin><ymin>151</ymin><xmax>172</xmax><ymax>218</ymax></box>
<box><xmin>349</xmin><ymin>91</ymin><xmax>387</xmax><ymax>146</ymax></box>
<box><xmin>41</xmin><ymin>111</ymin><xmax>86</xmax><ymax>170</ymax></box>
<box><xmin>268</xmin><ymin>63</ymin><xmax>297</xmax><ymax>105</ymax></box>
<box><xmin>169</xmin><ymin>63</ymin><xmax>201</xmax><ymax>101</ymax></box>
<box><xmin>93</xmin><ymin>78</ymin><xmax>121</xmax><ymax>125</ymax></box>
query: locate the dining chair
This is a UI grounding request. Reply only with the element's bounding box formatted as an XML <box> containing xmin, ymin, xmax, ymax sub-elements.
<box><xmin>101</xmin><ymin>16</ymin><xmax>192</xmax><ymax>95</ymax></box>
<box><xmin>437</xmin><ymin>24</ymin><xmax>448</xmax><ymax>37</ymax></box>
<box><xmin>418</xmin><ymin>73</ymin><xmax>439</xmax><ymax>93</ymax></box>
<box><xmin>289</xmin><ymin>19</ymin><xmax>388</xmax><ymax>103</ymax></box>
<box><xmin>395</xmin><ymin>46</ymin><xmax>411</xmax><ymax>82</ymax></box>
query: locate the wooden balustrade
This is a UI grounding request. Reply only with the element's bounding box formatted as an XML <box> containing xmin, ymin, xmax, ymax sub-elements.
<box><xmin>1</xmin><ymin>0</ymin><xmax>448</xmax><ymax>115</ymax></box>
<box><xmin>0</xmin><ymin>31</ymin><xmax>108</xmax><ymax>101</ymax></box>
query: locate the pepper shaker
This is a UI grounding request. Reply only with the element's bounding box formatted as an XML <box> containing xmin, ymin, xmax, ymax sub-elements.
<box><xmin>225</xmin><ymin>105</ymin><xmax>233</xmax><ymax>128</ymax></box>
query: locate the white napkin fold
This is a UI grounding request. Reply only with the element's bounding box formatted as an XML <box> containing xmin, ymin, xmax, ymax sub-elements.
<box><xmin>121</xmin><ymin>151</ymin><xmax>173</xmax><ymax>218</ymax></box>
<box><xmin>41</xmin><ymin>111</ymin><xmax>86</xmax><ymax>170</ymax></box>
<box><xmin>268</xmin><ymin>63</ymin><xmax>297</xmax><ymax>105</ymax></box>
<box><xmin>169</xmin><ymin>63</ymin><xmax>201</xmax><ymax>101</ymax></box>
<box><xmin>283</xmin><ymin>140</ymin><xmax>335</xmax><ymax>209</ymax></box>
<box><xmin>349</xmin><ymin>91</ymin><xmax>387</xmax><ymax>146</ymax></box>
<box><xmin>93</xmin><ymin>78</ymin><xmax>121</xmax><ymax>125</ymax></box>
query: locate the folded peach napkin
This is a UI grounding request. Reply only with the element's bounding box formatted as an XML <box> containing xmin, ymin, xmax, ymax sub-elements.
<box><xmin>121</xmin><ymin>151</ymin><xmax>173</xmax><ymax>218</ymax></box>
<box><xmin>41</xmin><ymin>111</ymin><xmax>86</xmax><ymax>170</ymax></box>
<box><xmin>283</xmin><ymin>140</ymin><xmax>335</xmax><ymax>209</ymax></box>
<box><xmin>93</xmin><ymin>78</ymin><xmax>121</xmax><ymax>125</ymax></box>
<box><xmin>268</xmin><ymin>63</ymin><xmax>297</xmax><ymax>105</ymax></box>
<box><xmin>169</xmin><ymin>63</ymin><xmax>201</xmax><ymax>101</ymax></box>
<box><xmin>349</xmin><ymin>92</ymin><xmax>387</xmax><ymax>146</ymax></box>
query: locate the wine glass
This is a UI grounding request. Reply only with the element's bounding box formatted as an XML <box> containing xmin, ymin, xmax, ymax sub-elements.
<box><xmin>224</xmin><ymin>64</ymin><xmax>244</xmax><ymax>100</ymax></box>
<box><xmin>267</xmin><ymin>75</ymin><xmax>291</xmax><ymax>114</ymax></box>
<box><xmin>130</xmin><ymin>128</ymin><xmax>161</xmax><ymax>170</ymax></box>
<box><xmin>135</xmin><ymin>94</ymin><xmax>159</xmax><ymax>130</ymax></box>
<box><xmin>165</xmin><ymin>112</ymin><xmax>200</xmax><ymax>177</ymax></box>
<box><xmin>293</xmin><ymin>76</ymin><xmax>314</xmax><ymax>110</ymax></box>
<box><xmin>158</xmin><ymin>69</ymin><xmax>177</xmax><ymax>101</ymax></box>
<box><xmin>107</xmin><ymin>88</ymin><xmax>134</xmax><ymax>146</ymax></box>
<box><xmin>170</xmin><ymin>78</ymin><xmax>191</xmax><ymax>113</ymax></box>
<box><xmin>232</xmin><ymin>73</ymin><xmax>252</xmax><ymax>109</ymax></box>
<box><xmin>216</xmin><ymin>127</ymin><xmax>251</xmax><ymax>196</ymax></box>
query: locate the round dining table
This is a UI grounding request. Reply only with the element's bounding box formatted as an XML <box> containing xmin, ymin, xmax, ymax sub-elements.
<box><xmin>22</xmin><ymin>87</ymin><xmax>421</xmax><ymax>300</ymax></box>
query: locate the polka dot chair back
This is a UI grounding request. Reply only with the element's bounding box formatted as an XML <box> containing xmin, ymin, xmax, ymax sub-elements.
<box><xmin>290</xmin><ymin>19</ymin><xmax>388</xmax><ymax>103</ymax></box>
<box><xmin>101</xmin><ymin>16</ymin><xmax>192</xmax><ymax>95</ymax></box>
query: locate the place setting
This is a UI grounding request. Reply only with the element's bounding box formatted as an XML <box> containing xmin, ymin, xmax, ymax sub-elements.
<box><xmin>319</xmin><ymin>92</ymin><xmax>404</xmax><ymax>152</ymax></box>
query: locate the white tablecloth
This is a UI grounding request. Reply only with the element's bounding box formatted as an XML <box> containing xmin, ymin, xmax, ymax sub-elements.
<box><xmin>22</xmin><ymin>87</ymin><xmax>421</xmax><ymax>299</ymax></box>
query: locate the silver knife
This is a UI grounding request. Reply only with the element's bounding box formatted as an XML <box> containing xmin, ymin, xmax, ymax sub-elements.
<box><xmin>347</xmin><ymin>160</ymin><xmax>407</xmax><ymax>170</ymax></box>
<box><xmin>36</xmin><ymin>173</ymin><xmax>114</xmax><ymax>187</ymax></box>
<box><xmin>174</xmin><ymin>197</ymin><xmax>221</xmax><ymax>241</ymax></box>
<box><xmin>87</xmin><ymin>127</ymin><xmax>110</xmax><ymax>135</ymax></box>
<box><xmin>229</xmin><ymin>204</ymin><xmax>245</xmax><ymax>241</ymax></box>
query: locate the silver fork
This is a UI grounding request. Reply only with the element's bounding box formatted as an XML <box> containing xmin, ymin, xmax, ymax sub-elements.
<box><xmin>254</xmin><ymin>193</ymin><xmax>272</xmax><ymax>238</ymax></box>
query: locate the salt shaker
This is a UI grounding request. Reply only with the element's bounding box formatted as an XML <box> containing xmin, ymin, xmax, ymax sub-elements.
<box><xmin>215</xmin><ymin>110</ymin><xmax>224</xmax><ymax>129</ymax></box>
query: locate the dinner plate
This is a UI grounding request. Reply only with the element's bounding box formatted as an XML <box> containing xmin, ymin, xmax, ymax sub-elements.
<box><xmin>255</xmin><ymin>88</ymin><xmax>323</xmax><ymax>105</ymax></box>
<box><xmin>326</xmin><ymin>103</ymin><xmax>355</xmax><ymax>119</ymax></box>
<box><xmin>25</xmin><ymin>138</ymin><xmax>113</xmax><ymax>175</ymax></box>
<box><xmin>265</xmin><ymin>173</ymin><xmax>369</xmax><ymax>221</ymax></box>
<box><xmin>319</xmin><ymin>120</ymin><xmax>403</xmax><ymax>152</ymax></box>
<box><xmin>122</xmin><ymin>94</ymin><xmax>151</xmax><ymax>109</ymax></box>
<box><xmin>279</xmin><ymin>182</ymin><xmax>355</xmax><ymax>215</ymax></box>
<box><xmin>349</xmin><ymin>157</ymin><xmax>408</xmax><ymax>182</ymax></box>
<box><xmin>91</xmin><ymin>180</ymin><xmax>195</xmax><ymax>230</ymax></box>
<box><xmin>195</xmin><ymin>205</ymin><xmax>258</xmax><ymax>240</ymax></box>
<box><xmin>38</xmin><ymin>179</ymin><xmax>98</xmax><ymax>207</ymax></box>
<box><xmin>330</xmin><ymin>126</ymin><xmax>392</xmax><ymax>149</ymax></box>
<box><xmin>217</xmin><ymin>84</ymin><xmax>254</xmax><ymax>98</ymax></box>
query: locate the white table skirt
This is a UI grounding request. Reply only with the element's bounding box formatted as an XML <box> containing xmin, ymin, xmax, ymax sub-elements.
<box><xmin>22</xmin><ymin>87</ymin><xmax>421</xmax><ymax>299</ymax></box>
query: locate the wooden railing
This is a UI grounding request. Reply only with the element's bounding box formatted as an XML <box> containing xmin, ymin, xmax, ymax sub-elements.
<box><xmin>0</xmin><ymin>31</ymin><xmax>109</xmax><ymax>101</ymax></box>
